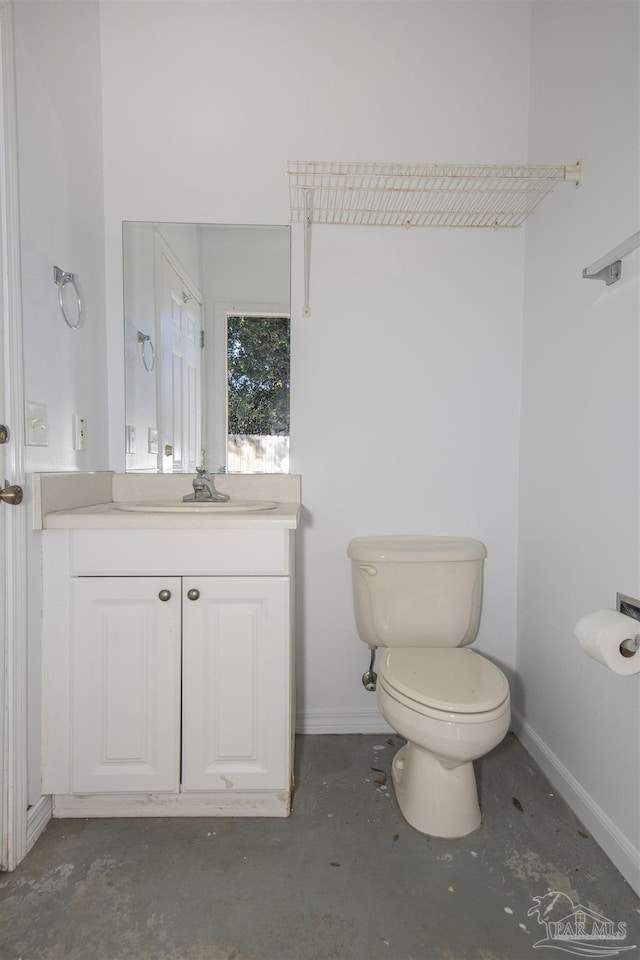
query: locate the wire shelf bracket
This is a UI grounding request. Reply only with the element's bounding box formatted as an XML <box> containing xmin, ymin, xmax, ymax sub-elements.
<box><xmin>302</xmin><ymin>188</ymin><xmax>313</xmax><ymax>318</ymax></box>
<box><xmin>287</xmin><ymin>160</ymin><xmax>582</xmax><ymax>316</ymax></box>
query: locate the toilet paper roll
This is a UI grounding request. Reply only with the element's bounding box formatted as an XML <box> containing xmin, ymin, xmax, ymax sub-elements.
<box><xmin>573</xmin><ymin>609</ymin><xmax>640</xmax><ymax>676</ymax></box>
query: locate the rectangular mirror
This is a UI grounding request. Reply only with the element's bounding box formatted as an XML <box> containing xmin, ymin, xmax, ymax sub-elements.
<box><xmin>123</xmin><ymin>222</ymin><xmax>291</xmax><ymax>473</ymax></box>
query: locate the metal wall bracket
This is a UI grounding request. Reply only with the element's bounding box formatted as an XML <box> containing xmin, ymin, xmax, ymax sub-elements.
<box><xmin>582</xmin><ymin>231</ymin><xmax>639</xmax><ymax>287</ymax></box>
<box><xmin>582</xmin><ymin>261</ymin><xmax>622</xmax><ymax>285</ymax></box>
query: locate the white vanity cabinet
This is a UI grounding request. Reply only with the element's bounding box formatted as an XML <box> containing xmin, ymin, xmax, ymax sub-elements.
<box><xmin>42</xmin><ymin>523</ymin><xmax>296</xmax><ymax>818</ymax></box>
<box><xmin>71</xmin><ymin>576</ymin><xmax>182</xmax><ymax>794</ymax></box>
<box><xmin>181</xmin><ymin>576</ymin><xmax>290</xmax><ymax>792</ymax></box>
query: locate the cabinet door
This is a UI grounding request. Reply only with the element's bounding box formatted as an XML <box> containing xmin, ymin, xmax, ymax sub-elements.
<box><xmin>71</xmin><ymin>577</ymin><xmax>181</xmax><ymax>793</ymax></box>
<box><xmin>182</xmin><ymin>577</ymin><xmax>290</xmax><ymax>792</ymax></box>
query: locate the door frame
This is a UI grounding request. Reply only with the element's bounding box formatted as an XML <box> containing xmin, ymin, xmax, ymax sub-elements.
<box><xmin>209</xmin><ymin>301</ymin><xmax>289</xmax><ymax>472</ymax></box>
<box><xmin>154</xmin><ymin>231</ymin><xmax>203</xmax><ymax>473</ymax></box>
<box><xmin>0</xmin><ymin>0</ymin><xmax>29</xmax><ymax>870</ymax></box>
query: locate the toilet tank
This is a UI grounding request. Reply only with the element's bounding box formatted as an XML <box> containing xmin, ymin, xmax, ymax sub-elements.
<box><xmin>347</xmin><ymin>536</ymin><xmax>486</xmax><ymax>648</ymax></box>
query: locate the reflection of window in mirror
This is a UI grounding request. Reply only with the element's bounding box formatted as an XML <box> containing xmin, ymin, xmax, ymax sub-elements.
<box><xmin>226</xmin><ymin>314</ymin><xmax>290</xmax><ymax>473</ymax></box>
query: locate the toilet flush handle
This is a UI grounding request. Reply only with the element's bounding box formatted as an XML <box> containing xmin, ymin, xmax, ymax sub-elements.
<box><xmin>359</xmin><ymin>564</ymin><xmax>377</xmax><ymax>576</ymax></box>
<box><xmin>362</xmin><ymin>646</ymin><xmax>378</xmax><ymax>691</ymax></box>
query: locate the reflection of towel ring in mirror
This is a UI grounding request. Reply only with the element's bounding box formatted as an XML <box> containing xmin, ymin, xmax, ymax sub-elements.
<box><xmin>137</xmin><ymin>330</ymin><xmax>156</xmax><ymax>372</ymax></box>
<box><xmin>53</xmin><ymin>266</ymin><xmax>84</xmax><ymax>330</ymax></box>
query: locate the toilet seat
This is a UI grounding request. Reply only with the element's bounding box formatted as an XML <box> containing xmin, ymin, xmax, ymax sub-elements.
<box><xmin>379</xmin><ymin>647</ymin><xmax>509</xmax><ymax>719</ymax></box>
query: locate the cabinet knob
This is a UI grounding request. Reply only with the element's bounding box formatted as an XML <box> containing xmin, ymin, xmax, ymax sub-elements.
<box><xmin>158</xmin><ymin>589</ymin><xmax>172</xmax><ymax>602</ymax></box>
<box><xmin>187</xmin><ymin>588</ymin><xmax>200</xmax><ymax>601</ymax></box>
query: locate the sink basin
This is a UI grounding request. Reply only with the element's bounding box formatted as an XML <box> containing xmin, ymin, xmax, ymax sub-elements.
<box><xmin>114</xmin><ymin>499</ymin><xmax>278</xmax><ymax>514</ymax></box>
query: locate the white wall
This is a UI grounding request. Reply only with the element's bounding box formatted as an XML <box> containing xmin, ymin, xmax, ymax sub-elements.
<box><xmin>100</xmin><ymin>0</ymin><xmax>530</xmax><ymax>731</ymax></box>
<box><xmin>15</xmin><ymin>1</ymin><xmax>107</xmax><ymax>474</ymax></box>
<box><xmin>518</xmin><ymin>2</ymin><xmax>640</xmax><ymax>890</ymax></box>
<box><xmin>13</xmin><ymin>0</ymin><xmax>107</xmax><ymax>803</ymax></box>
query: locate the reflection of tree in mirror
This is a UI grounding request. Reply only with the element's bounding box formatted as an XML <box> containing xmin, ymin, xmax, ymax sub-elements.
<box><xmin>227</xmin><ymin>316</ymin><xmax>290</xmax><ymax>435</ymax></box>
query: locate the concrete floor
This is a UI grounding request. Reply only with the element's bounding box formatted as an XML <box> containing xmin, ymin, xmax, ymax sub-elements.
<box><xmin>0</xmin><ymin>733</ymin><xmax>638</xmax><ymax>960</ymax></box>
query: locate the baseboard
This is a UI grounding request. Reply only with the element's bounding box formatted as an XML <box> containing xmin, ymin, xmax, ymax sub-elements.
<box><xmin>26</xmin><ymin>795</ymin><xmax>52</xmax><ymax>854</ymax></box>
<box><xmin>52</xmin><ymin>791</ymin><xmax>290</xmax><ymax>818</ymax></box>
<box><xmin>512</xmin><ymin>708</ymin><xmax>640</xmax><ymax>895</ymax></box>
<box><xmin>296</xmin><ymin>707</ymin><xmax>394</xmax><ymax>735</ymax></box>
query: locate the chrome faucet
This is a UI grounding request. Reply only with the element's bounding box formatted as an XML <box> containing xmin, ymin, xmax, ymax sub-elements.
<box><xmin>183</xmin><ymin>456</ymin><xmax>230</xmax><ymax>503</ymax></box>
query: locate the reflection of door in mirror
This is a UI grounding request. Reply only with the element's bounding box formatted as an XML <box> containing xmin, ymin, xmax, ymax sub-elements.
<box><xmin>124</xmin><ymin>223</ymin><xmax>204</xmax><ymax>473</ymax></box>
<box><xmin>158</xmin><ymin>250</ymin><xmax>202</xmax><ymax>473</ymax></box>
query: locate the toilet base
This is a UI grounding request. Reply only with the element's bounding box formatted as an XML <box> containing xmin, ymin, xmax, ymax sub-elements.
<box><xmin>391</xmin><ymin>743</ymin><xmax>481</xmax><ymax>838</ymax></box>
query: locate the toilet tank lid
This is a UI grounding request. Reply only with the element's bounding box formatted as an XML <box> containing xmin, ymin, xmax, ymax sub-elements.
<box><xmin>347</xmin><ymin>536</ymin><xmax>486</xmax><ymax>563</ymax></box>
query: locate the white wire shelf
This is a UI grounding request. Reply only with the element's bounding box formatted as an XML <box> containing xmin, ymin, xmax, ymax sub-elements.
<box><xmin>287</xmin><ymin>159</ymin><xmax>582</xmax><ymax>316</ymax></box>
<box><xmin>287</xmin><ymin>160</ymin><xmax>582</xmax><ymax>229</ymax></box>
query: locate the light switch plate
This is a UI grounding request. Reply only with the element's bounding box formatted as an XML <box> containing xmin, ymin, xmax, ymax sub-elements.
<box><xmin>25</xmin><ymin>400</ymin><xmax>48</xmax><ymax>446</ymax></box>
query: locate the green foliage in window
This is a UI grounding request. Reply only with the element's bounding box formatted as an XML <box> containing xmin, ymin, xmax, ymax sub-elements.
<box><xmin>227</xmin><ymin>316</ymin><xmax>290</xmax><ymax>435</ymax></box>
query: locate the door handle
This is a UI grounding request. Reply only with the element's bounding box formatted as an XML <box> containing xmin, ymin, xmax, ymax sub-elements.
<box><xmin>187</xmin><ymin>588</ymin><xmax>200</xmax><ymax>601</ymax></box>
<box><xmin>0</xmin><ymin>424</ymin><xmax>8</xmax><ymax>444</ymax></box>
<box><xmin>0</xmin><ymin>480</ymin><xmax>23</xmax><ymax>506</ymax></box>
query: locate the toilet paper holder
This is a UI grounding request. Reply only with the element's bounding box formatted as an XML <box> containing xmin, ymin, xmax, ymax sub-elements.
<box><xmin>619</xmin><ymin>635</ymin><xmax>640</xmax><ymax>658</ymax></box>
<box><xmin>574</xmin><ymin>599</ymin><xmax>640</xmax><ymax>675</ymax></box>
<box><xmin>617</xmin><ymin>592</ymin><xmax>640</xmax><ymax>656</ymax></box>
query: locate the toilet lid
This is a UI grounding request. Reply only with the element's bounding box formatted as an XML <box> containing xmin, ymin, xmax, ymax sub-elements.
<box><xmin>380</xmin><ymin>647</ymin><xmax>509</xmax><ymax>713</ymax></box>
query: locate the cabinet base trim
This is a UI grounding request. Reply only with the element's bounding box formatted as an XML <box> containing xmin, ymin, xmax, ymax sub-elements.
<box><xmin>51</xmin><ymin>791</ymin><xmax>291</xmax><ymax>818</ymax></box>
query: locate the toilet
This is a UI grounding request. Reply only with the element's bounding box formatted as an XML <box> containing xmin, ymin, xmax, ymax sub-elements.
<box><xmin>347</xmin><ymin>535</ymin><xmax>510</xmax><ymax>838</ymax></box>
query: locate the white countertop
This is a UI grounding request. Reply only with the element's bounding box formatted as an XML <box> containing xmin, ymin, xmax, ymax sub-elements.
<box><xmin>42</xmin><ymin>500</ymin><xmax>300</xmax><ymax>530</ymax></box>
<box><xmin>34</xmin><ymin>472</ymin><xmax>302</xmax><ymax>531</ymax></box>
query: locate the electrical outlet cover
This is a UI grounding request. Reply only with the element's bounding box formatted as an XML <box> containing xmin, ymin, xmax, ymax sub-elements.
<box><xmin>73</xmin><ymin>414</ymin><xmax>87</xmax><ymax>451</ymax></box>
<box><xmin>126</xmin><ymin>424</ymin><xmax>136</xmax><ymax>454</ymax></box>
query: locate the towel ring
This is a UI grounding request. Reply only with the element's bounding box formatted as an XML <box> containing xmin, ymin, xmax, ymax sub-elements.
<box><xmin>53</xmin><ymin>266</ymin><xmax>84</xmax><ymax>330</ymax></box>
<box><xmin>137</xmin><ymin>330</ymin><xmax>156</xmax><ymax>372</ymax></box>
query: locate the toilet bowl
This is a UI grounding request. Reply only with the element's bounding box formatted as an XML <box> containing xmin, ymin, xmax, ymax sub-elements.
<box><xmin>377</xmin><ymin>647</ymin><xmax>510</xmax><ymax>837</ymax></box>
<box><xmin>347</xmin><ymin>535</ymin><xmax>511</xmax><ymax>838</ymax></box>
